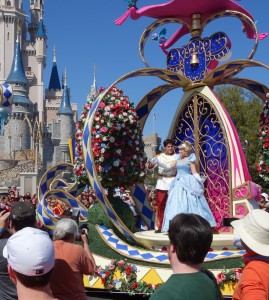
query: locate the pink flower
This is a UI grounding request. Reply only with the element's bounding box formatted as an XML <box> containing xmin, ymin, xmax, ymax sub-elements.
<box><xmin>216</xmin><ymin>273</ymin><xmax>226</xmax><ymax>284</ymax></box>
<box><xmin>100</xmin><ymin>126</ymin><xmax>108</xmax><ymax>133</ymax></box>
<box><xmin>118</xmin><ymin>260</ymin><xmax>125</xmax><ymax>267</ymax></box>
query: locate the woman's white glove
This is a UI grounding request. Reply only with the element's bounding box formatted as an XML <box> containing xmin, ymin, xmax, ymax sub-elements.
<box><xmin>193</xmin><ymin>173</ymin><xmax>207</xmax><ymax>183</ymax></box>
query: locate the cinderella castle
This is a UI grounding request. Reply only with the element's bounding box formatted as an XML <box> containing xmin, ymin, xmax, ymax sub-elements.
<box><xmin>0</xmin><ymin>0</ymin><xmax>160</xmax><ymax>194</ymax></box>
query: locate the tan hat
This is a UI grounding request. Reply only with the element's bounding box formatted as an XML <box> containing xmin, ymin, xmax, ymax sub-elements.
<box><xmin>231</xmin><ymin>209</ymin><xmax>269</xmax><ymax>256</ymax></box>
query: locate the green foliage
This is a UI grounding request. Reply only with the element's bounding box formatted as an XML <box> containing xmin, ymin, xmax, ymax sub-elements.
<box><xmin>256</xmin><ymin>99</ymin><xmax>269</xmax><ymax>187</ymax></box>
<box><xmin>215</xmin><ymin>85</ymin><xmax>263</xmax><ymax>184</ymax></box>
<box><xmin>110</xmin><ymin>196</ymin><xmax>135</xmax><ymax>232</ymax></box>
<box><xmin>88</xmin><ymin>202</ymin><xmax>112</xmax><ymax>228</ymax></box>
<box><xmin>144</xmin><ymin>172</ymin><xmax>158</xmax><ymax>190</ymax></box>
<box><xmin>88</xmin><ymin>199</ymin><xmax>135</xmax><ymax>232</ymax></box>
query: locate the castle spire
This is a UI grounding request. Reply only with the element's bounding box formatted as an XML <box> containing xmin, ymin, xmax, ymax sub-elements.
<box><xmin>90</xmin><ymin>65</ymin><xmax>97</xmax><ymax>96</ymax></box>
<box><xmin>58</xmin><ymin>68</ymin><xmax>73</xmax><ymax>115</ymax></box>
<box><xmin>48</xmin><ymin>46</ymin><xmax>61</xmax><ymax>90</ymax></box>
<box><xmin>35</xmin><ymin>18</ymin><xmax>46</xmax><ymax>38</ymax></box>
<box><xmin>6</xmin><ymin>31</ymin><xmax>28</xmax><ymax>85</ymax></box>
<box><xmin>5</xmin><ymin>32</ymin><xmax>32</xmax><ymax>105</ymax></box>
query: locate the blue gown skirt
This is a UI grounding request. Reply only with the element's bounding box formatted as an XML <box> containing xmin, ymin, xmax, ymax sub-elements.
<box><xmin>161</xmin><ymin>174</ymin><xmax>216</xmax><ymax>232</ymax></box>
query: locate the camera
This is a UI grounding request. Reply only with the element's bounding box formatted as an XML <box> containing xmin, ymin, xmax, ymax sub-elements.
<box><xmin>0</xmin><ymin>203</ymin><xmax>11</xmax><ymax>212</ymax></box>
<box><xmin>222</xmin><ymin>217</ymin><xmax>239</xmax><ymax>227</ymax></box>
<box><xmin>76</xmin><ymin>223</ymin><xmax>89</xmax><ymax>241</ymax></box>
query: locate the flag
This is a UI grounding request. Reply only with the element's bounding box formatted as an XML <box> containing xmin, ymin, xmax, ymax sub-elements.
<box><xmin>153</xmin><ymin>112</ymin><xmax>156</xmax><ymax>120</ymax></box>
<box><xmin>68</xmin><ymin>138</ymin><xmax>76</xmax><ymax>165</ymax></box>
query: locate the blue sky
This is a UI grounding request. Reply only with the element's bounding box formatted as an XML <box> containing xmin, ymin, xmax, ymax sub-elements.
<box><xmin>25</xmin><ymin>0</ymin><xmax>269</xmax><ymax>142</ymax></box>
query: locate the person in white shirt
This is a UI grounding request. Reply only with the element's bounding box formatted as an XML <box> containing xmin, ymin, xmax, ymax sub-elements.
<box><xmin>147</xmin><ymin>139</ymin><xmax>177</xmax><ymax>233</ymax></box>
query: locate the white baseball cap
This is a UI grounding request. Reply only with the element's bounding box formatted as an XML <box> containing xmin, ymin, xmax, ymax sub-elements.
<box><xmin>261</xmin><ymin>193</ymin><xmax>269</xmax><ymax>202</ymax></box>
<box><xmin>3</xmin><ymin>227</ymin><xmax>55</xmax><ymax>276</ymax></box>
<box><xmin>231</xmin><ymin>209</ymin><xmax>269</xmax><ymax>256</ymax></box>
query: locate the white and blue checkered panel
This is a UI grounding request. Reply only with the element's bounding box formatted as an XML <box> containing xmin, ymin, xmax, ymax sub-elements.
<box><xmin>0</xmin><ymin>83</ymin><xmax>13</xmax><ymax>107</ymax></box>
<box><xmin>97</xmin><ymin>225</ymin><xmax>246</xmax><ymax>263</ymax></box>
<box><xmin>130</xmin><ymin>184</ymin><xmax>155</xmax><ymax>230</ymax></box>
<box><xmin>37</xmin><ymin>163</ymin><xmax>88</xmax><ymax>229</ymax></box>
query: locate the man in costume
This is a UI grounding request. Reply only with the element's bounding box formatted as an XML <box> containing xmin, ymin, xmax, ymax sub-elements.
<box><xmin>147</xmin><ymin>138</ymin><xmax>176</xmax><ymax>233</ymax></box>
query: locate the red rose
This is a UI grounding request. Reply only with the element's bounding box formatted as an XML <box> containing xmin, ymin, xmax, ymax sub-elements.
<box><xmin>125</xmin><ymin>266</ymin><xmax>132</xmax><ymax>275</ymax></box>
<box><xmin>132</xmin><ymin>282</ymin><xmax>138</xmax><ymax>289</ymax></box>
<box><xmin>104</xmin><ymin>153</ymin><xmax>110</xmax><ymax>159</ymax></box>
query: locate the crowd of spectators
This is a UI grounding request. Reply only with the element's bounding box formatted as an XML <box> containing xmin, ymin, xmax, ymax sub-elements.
<box><xmin>0</xmin><ymin>200</ymin><xmax>96</xmax><ymax>300</ymax></box>
<box><xmin>0</xmin><ymin>185</ymin><xmax>38</xmax><ymax>210</ymax></box>
<box><xmin>1</xmin><ymin>182</ymin><xmax>269</xmax><ymax>299</ymax></box>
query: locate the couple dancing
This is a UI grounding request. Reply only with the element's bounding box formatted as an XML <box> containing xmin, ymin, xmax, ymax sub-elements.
<box><xmin>149</xmin><ymin>139</ymin><xmax>216</xmax><ymax>233</ymax></box>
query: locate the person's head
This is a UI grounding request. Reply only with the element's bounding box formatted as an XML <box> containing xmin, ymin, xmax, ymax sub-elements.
<box><xmin>231</xmin><ymin>209</ymin><xmax>269</xmax><ymax>256</ymax></box>
<box><xmin>9</xmin><ymin>191</ymin><xmax>15</xmax><ymax>198</ymax></box>
<box><xmin>3</xmin><ymin>227</ymin><xmax>54</xmax><ymax>288</ymax></box>
<box><xmin>178</xmin><ymin>140</ymin><xmax>193</xmax><ymax>156</ymax></box>
<box><xmin>9</xmin><ymin>201</ymin><xmax>36</xmax><ymax>232</ymax></box>
<box><xmin>163</xmin><ymin>139</ymin><xmax>174</xmax><ymax>155</ymax></box>
<box><xmin>168</xmin><ymin>213</ymin><xmax>213</xmax><ymax>265</ymax></box>
<box><xmin>261</xmin><ymin>192</ymin><xmax>269</xmax><ymax>203</ymax></box>
<box><xmin>24</xmin><ymin>192</ymin><xmax>31</xmax><ymax>200</ymax></box>
<box><xmin>53</xmin><ymin>218</ymin><xmax>78</xmax><ymax>242</ymax></box>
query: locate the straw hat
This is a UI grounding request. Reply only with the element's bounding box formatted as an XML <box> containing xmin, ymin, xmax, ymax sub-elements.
<box><xmin>231</xmin><ymin>209</ymin><xmax>269</xmax><ymax>256</ymax></box>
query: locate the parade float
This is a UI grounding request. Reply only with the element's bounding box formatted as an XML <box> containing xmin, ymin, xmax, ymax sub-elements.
<box><xmin>2</xmin><ymin>0</ymin><xmax>269</xmax><ymax>297</ymax></box>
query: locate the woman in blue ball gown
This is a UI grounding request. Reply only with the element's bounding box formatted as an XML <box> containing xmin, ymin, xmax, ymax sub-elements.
<box><xmin>161</xmin><ymin>141</ymin><xmax>216</xmax><ymax>232</ymax></box>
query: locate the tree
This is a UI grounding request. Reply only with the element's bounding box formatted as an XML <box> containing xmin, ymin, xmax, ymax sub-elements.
<box><xmin>215</xmin><ymin>85</ymin><xmax>263</xmax><ymax>184</ymax></box>
<box><xmin>256</xmin><ymin>97</ymin><xmax>269</xmax><ymax>187</ymax></box>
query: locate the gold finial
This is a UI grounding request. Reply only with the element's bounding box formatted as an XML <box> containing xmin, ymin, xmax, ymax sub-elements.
<box><xmin>191</xmin><ymin>14</ymin><xmax>202</xmax><ymax>37</ymax></box>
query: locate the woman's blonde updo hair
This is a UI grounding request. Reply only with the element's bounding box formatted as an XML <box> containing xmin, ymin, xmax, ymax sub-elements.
<box><xmin>178</xmin><ymin>140</ymin><xmax>193</xmax><ymax>155</ymax></box>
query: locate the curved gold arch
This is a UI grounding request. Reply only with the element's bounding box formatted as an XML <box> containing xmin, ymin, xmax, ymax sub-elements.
<box><xmin>139</xmin><ymin>18</ymin><xmax>190</xmax><ymax>68</ymax></box>
<box><xmin>19</xmin><ymin>115</ymin><xmax>33</xmax><ymax>137</ymax></box>
<box><xmin>202</xmin><ymin>10</ymin><xmax>258</xmax><ymax>60</ymax></box>
<box><xmin>202</xmin><ymin>59</ymin><xmax>269</xmax><ymax>88</ymax></box>
<box><xmin>215</xmin><ymin>78</ymin><xmax>269</xmax><ymax>102</ymax></box>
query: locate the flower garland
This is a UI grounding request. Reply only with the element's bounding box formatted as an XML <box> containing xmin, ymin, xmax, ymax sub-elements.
<box><xmin>256</xmin><ymin>98</ymin><xmax>269</xmax><ymax>181</ymax></box>
<box><xmin>96</xmin><ymin>259</ymin><xmax>160</xmax><ymax>294</ymax></box>
<box><xmin>216</xmin><ymin>268</ymin><xmax>243</xmax><ymax>289</ymax></box>
<box><xmin>74</xmin><ymin>86</ymin><xmax>146</xmax><ymax>188</ymax></box>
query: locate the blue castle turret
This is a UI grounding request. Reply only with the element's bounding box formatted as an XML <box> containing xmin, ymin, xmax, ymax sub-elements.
<box><xmin>4</xmin><ymin>32</ymin><xmax>33</xmax><ymax>152</ymax></box>
<box><xmin>48</xmin><ymin>47</ymin><xmax>61</xmax><ymax>90</ymax></box>
<box><xmin>57</xmin><ymin>69</ymin><xmax>74</xmax><ymax>162</ymax></box>
<box><xmin>58</xmin><ymin>69</ymin><xmax>73</xmax><ymax>115</ymax></box>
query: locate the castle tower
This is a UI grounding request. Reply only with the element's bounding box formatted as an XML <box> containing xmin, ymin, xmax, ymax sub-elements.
<box><xmin>29</xmin><ymin>0</ymin><xmax>44</xmax><ymax>42</ymax></box>
<box><xmin>44</xmin><ymin>47</ymin><xmax>62</xmax><ymax>123</ymax></box>
<box><xmin>45</xmin><ymin>48</ymin><xmax>78</xmax><ymax>124</ymax></box>
<box><xmin>34</xmin><ymin>16</ymin><xmax>46</xmax><ymax>122</ymax></box>
<box><xmin>0</xmin><ymin>0</ymin><xmax>47</xmax><ymax>122</ymax></box>
<box><xmin>5</xmin><ymin>33</ymin><xmax>33</xmax><ymax>153</ymax></box>
<box><xmin>57</xmin><ymin>69</ymin><xmax>74</xmax><ymax>163</ymax></box>
<box><xmin>0</xmin><ymin>0</ymin><xmax>26</xmax><ymax>84</ymax></box>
